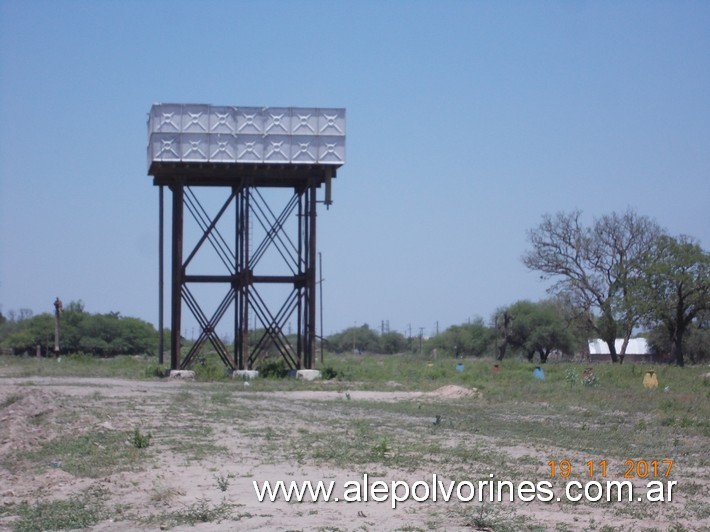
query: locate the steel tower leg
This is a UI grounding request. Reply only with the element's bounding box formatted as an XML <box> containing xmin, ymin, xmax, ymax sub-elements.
<box><xmin>170</xmin><ymin>184</ymin><xmax>184</xmax><ymax>370</ymax></box>
<box><xmin>306</xmin><ymin>182</ymin><xmax>317</xmax><ymax>369</ymax></box>
<box><xmin>158</xmin><ymin>185</ymin><xmax>164</xmax><ymax>365</ymax></box>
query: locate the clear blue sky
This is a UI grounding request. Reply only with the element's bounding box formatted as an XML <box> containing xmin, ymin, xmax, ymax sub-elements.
<box><xmin>1</xmin><ymin>1</ymin><xmax>709</xmax><ymax>339</ymax></box>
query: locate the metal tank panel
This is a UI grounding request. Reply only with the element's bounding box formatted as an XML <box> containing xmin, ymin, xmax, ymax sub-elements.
<box><xmin>236</xmin><ymin>107</ymin><xmax>264</xmax><ymax>134</ymax></box>
<box><xmin>317</xmin><ymin>108</ymin><xmax>345</xmax><ymax>136</ymax></box>
<box><xmin>150</xmin><ymin>133</ymin><xmax>180</xmax><ymax>162</ymax></box>
<box><xmin>181</xmin><ymin>133</ymin><xmax>209</xmax><ymax>163</ymax></box>
<box><xmin>181</xmin><ymin>105</ymin><xmax>210</xmax><ymax>133</ymax></box>
<box><xmin>148</xmin><ymin>104</ymin><xmax>345</xmax><ymax>172</ymax></box>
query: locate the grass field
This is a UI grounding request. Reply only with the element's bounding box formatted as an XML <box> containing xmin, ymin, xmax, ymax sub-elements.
<box><xmin>0</xmin><ymin>353</ymin><xmax>708</xmax><ymax>531</ymax></box>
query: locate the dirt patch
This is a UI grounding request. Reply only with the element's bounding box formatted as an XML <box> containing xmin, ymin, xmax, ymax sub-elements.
<box><xmin>0</xmin><ymin>376</ymin><xmax>706</xmax><ymax>531</ymax></box>
<box><xmin>426</xmin><ymin>384</ymin><xmax>479</xmax><ymax>398</ymax></box>
<box><xmin>0</xmin><ymin>387</ymin><xmax>62</xmax><ymax>457</ymax></box>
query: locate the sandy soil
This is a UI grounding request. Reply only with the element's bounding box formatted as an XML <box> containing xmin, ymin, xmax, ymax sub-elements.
<box><xmin>0</xmin><ymin>376</ymin><xmax>707</xmax><ymax>531</ymax></box>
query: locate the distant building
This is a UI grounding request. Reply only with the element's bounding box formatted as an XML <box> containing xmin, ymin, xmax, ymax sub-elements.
<box><xmin>587</xmin><ymin>338</ymin><xmax>653</xmax><ymax>362</ymax></box>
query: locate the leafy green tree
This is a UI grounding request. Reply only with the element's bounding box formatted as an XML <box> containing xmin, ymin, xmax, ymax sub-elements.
<box><xmin>5</xmin><ymin>330</ymin><xmax>35</xmax><ymax>353</ymax></box>
<box><xmin>327</xmin><ymin>324</ymin><xmax>381</xmax><ymax>354</ymax></box>
<box><xmin>65</xmin><ymin>300</ymin><xmax>85</xmax><ymax>313</ymax></box>
<box><xmin>647</xmin><ymin>319</ymin><xmax>710</xmax><ymax>365</ymax></box>
<box><xmin>428</xmin><ymin>318</ymin><xmax>493</xmax><ymax>358</ymax></box>
<box><xmin>60</xmin><ymin>301</ymin><xmax>88</xmax><ymax>352</ymax></box>
<box><xmin>0</xmin><ymin>301</ymin><xmax>158</xmax><ymax>357</ymax></box>
<box><xmin>380</xmin><ymin>331</ymin><xmax>408</xmax><ymax>354</ymax></box>
<box><xmin>523</xmin><ymin>209</ymin><xmax>662</xmax><ymax>363</ymax></box>
<box><xmin>3</xmin><ymin>313</ymin><xmax>54</xmax><ymax>354</ymax></box>
<box><xmin>496</xmin><ymin>300</ymin><xmax>578</xmax><ymax>363</ymax></box>
<box><xmin>0</xmin><ymin>310</ymin><xmax>19</xmax><ymax>345</ymax></box>
<box><xmin>638</xmin><ymin>235</ymin><xmax>710</xmax><ymax>366</ymax></box>
<box><xmin>492</xmin><ymin>307</ymin><xmax>513</xmax><ymax>361</ymax></box>
<box><xmin>681</xmin><ymin>311</ymin><xmax>710</xmax><ymax>364</ymax></box>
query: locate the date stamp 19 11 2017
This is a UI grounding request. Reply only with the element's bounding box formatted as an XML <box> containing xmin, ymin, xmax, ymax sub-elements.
<box><xmin>548</xmin><ymin>459</ymin><xmax>674</xmax><ymax>479</ymax></box>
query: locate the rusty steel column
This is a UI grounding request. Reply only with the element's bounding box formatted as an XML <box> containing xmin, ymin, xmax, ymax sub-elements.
<box><xmin>236</xmin><ymin>186</ymin><xmax>250</xmax><ymax>370</ymax></box>
<box><xmin>296</xmin><ymin>186</ymin><xmax>304</xmax><ymax>367</ymax></box>
<box><xmin>158</xmin><ymin>185</ymin><xmax>164</xmax><ymax>365</ymax></box>
<box><xmin>306</xmin><ymin>181</ymin><xmax>317</xmax><ymax>369</ymax></box>
<box><xmin>235</xmin><ymin>187</ymin><xmax>243</xmax><ymax>370</ymax></box>
<box><xmin>170</xmin><ymin>183</ymin><xmax>184</xmax><ymax>370</ymax></box>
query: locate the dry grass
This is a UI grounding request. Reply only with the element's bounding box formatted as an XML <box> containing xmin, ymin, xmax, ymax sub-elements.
<box><xmin>0</xmin><ymin>354</ymin><xmax>708</xmax><ymax>530</ymax></box>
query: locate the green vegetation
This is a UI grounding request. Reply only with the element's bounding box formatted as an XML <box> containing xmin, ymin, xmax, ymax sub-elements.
<box><xmin>12</xmin><ymin>487</ymin><xmax>108</xmax><ymax>532</ymax></box>
<box><xmin>140</xmin><ymin>498</ymin><xmax>243</xmax><ymax>529</ymax></box>
<box><xmin>9</xmin><ymin>429</ymin><xmax>150</xmax><ymax>478</ymax></box>
<box><xmin>132</xmin><ymin>427</ymin><xmax>152</xmax><ymax>449</ymax></box>
<box><xmin>327</xmin><ymin>323</ymin><xmax>412</xmax><ymax>354</ymax></box>
<box><xmin>0</xmin><ymin>352</ymin><xmax>165</xmax><ymax>379</ymax></box>
<box><xmin>0</xmin><ymin>300</ymin><xmax>157</xmax><ymax>357</ymax></box>
<box><xmin>638</xmin><ymin>235</ymin><xmax>710</xmax><ymax>366</ymax></box>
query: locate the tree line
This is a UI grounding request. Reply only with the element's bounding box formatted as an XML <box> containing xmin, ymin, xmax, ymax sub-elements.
<box><xmin>329</xmin><ymin>209</ymin><xmax>709</xmax><ymax>366</ymax></box>
<box><xmin>0</xmin><ymin>301</ymin><xmax>157</xmax><ymax>356</ymax></box>
<box><xmin>1</xmin><ymin>209</ymin><xmax>707</xmax><ymax>365</ymax></box>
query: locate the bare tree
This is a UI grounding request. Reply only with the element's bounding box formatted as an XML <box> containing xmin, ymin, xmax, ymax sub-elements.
<box><xmin>522</xmin><ymin>209</ymin><xmax>662</xmax><ymax>363</ymax></box>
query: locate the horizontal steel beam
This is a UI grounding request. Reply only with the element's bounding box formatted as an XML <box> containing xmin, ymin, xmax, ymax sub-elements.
<box><xmin>183</xmin><ymin>274</ymin><xmax>306</xmax><ymax>284</ymax></box>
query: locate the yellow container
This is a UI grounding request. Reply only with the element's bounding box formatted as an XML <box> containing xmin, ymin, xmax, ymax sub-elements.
<box><xmin>643</xmin><ymin>371</ymin><xmax>659</xmax><ymax>389</ymax></box>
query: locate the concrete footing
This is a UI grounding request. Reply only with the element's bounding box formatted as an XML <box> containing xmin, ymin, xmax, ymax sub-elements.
<box><xmin>296</xmin><ymin>369</ymin><xmax>321</xmax><ymax>381</ymax></box>
<box><xmin>233</xmin><ymin>370</ymin><xmax>259</xmax><ymax>380</ymax></box>
<box><xmin>169</xmin><ymin>370</ymin><xmax>195</xmax><ymax>380</ymax></box>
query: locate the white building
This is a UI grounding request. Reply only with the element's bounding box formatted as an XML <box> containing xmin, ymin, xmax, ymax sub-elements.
<box><xmin>587</xmin><ymin>338</ymin><xmax>652</xmax><ymax>362</ymax></box>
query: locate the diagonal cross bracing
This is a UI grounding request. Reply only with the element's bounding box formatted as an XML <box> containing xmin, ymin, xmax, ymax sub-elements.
<box><xmin>181</xmin><ymin>285</ymin><xmax>234</xmax><ymax>368</ymax></box>
<box><xmin>183</xmin><ymin>187</ymin><xmax>236</xmax><ymax>274</ymax></box>
<box><xmin>182</xmin><ymin>188</ymin><xmax>237</xmax><ymax>273</ymax></box>
<box><xmin>249</xmin><ymin>189</ymin><xmax>301</xmax><ymax>272</ymax></box>
<box><xmin>247</xmin><ymin>286</ymin><xmax>300</xmax><ymax>368</ymax></box>
<box><xmin>162</xmin><ymin>181</ymin><xmax>320</xmax><ymax>371</ymax></box>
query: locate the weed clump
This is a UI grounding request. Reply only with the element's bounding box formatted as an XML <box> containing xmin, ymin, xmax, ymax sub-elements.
<box><xmin>133</xmin><ymin>428</ymin><xmax>152</xmax><ymax>449</ymax></box>
<box><xmin>144</xmin><ymin>498</ymin><xmax>238</xmax><ymax>528</ymax></box>
<box><xmin>371</xmin><ymin>437</ymin><xmax>391</xmax><ymax>460</ymax></box>
<box><xmin>563</xmin><ymin>367</ymin><xmax>599</xmax><ymax>387</ymax></box>
<box><xmin>259</xmin><ymin>358</ymin><xmax>289</xmax><ymax>379</ymax></box>
<box><xmin>215</xmin><ymin>472</ymin><xmax>234</xmax><ymax>492</ymax></box>
<box><xmin>13</xmin><ymin>487</ymin><xmax>107</xmax><ymax>531</ymax></box>
<box><xmin>193</xmin><ymin>354</ymin><xmax>229</xmax><ymax>381</ymax></box>
<box><xmin>320</xmin><ymin>366</ymin><xmax>338</xmax><ymax>380</ymax></box>
<box><xmin>144</xmin><ymin>363</ymin><xmax>166</xmax><ymax>378</ymax></box>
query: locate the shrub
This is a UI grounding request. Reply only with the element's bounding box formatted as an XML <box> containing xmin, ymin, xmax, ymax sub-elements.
<box><xmin>321</xmin><ymin>366</ymin><xmax>338</xmax><ymax>380</ymax></box>
<box><xmin>259</xmin><ymin>357</ymin><xmax>289</xmax><ymax>379</ymax></box>
<box><xmin>193</xmin><ymin>353</ymin><xmax>229</xmax><ymax>381</ymax></box>
<box><xmin>133</xmin><ymin>428</ymin><xmax>152</xmax><ymax>449</ymax></box>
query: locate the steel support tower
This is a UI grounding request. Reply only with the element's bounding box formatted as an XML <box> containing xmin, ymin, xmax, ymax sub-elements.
<box><xmin>147</xmin><ymin>104</ymin><xmax>345</xmax><ymax>371</ymax></box>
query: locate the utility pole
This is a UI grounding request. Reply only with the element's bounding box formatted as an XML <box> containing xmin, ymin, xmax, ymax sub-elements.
<box><xmin>53</xmin><ymin>297</ymin><xmax>63</xmax><ymax>355</ymax></box>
